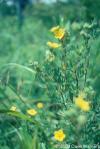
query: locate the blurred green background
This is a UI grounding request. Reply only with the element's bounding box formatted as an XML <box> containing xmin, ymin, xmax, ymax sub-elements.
<box><xmin>0</xmin><ymin>0</ymin><xmax>100</xmax><ymax>148</ymax></box>
<box><xmin>0</xmin><ymin>0</ymin><xmax>100</xmax><ymax>96</ymax></box>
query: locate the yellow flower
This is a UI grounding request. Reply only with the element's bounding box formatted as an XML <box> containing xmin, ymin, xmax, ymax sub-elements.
<box><xmin>50</xmin><ymin>26</ymin><xmax>65</xmax><ymax>39</ymax></box>
<box><xmin>27</xmin><ymin>109</ymin><xmax>37</xmax><ymax>116</ymax></box>
<box><xmin>47</xmin><ymin>41</ymin><xmax>61</xmax><ymax>48</ymax></box>
<box><xmin>10</xmin><ymin>106</ymin><xmax>17</xmax><ymax>111</ymax></box>
<box><xmin>37</xmin><ymin>102</ymin><xmax>44</xmax><ymax>109</ymax></box>
<box><xmin>50</xmin><ymin>26</ymin><xmax>60</xmax><ymax>32</ymax></box>
<box><xmin>75</xmin><ymin>96</ymin><xmax>90</xmax><ymax>112</ymax></box>
<box><xmin>54</xmin><ymin>129</ymin><xmax>66</xmax><ymax>142</ymax></box>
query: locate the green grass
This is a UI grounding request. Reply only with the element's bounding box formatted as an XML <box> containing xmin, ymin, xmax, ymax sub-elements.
<box><xmin>0</xmin><ymin>13</ymin><xmax>100</xmax><ymax>149</ymax></box>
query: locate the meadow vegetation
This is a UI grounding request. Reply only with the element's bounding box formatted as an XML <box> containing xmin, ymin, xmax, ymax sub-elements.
<box><xmin>0</xmin><ymin>1</ymin><xmax>100</xmax><ymax>149</ymax></box>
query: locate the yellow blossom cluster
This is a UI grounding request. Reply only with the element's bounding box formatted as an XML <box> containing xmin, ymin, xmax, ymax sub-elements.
<box><xmin>54</xmin><ymin>129</ymin><xmax>66</xmax><ymax>142</ymax></box>
<box><xmin>47</xmin><ymin>41</ymin><xmax>61</xmax><ymax>49</ymax></box>
<box><xmin>27</xmin><ymin>109</ymin><xmax>37</xmax><ymax>116</ymax></box>
<box><xmin>10</xmin><ymin>92</ymin><xmax>90</xmax><ymax>144</ymax></box>
<box><xmin>47</xmin><ymin>26</ymin><xmax>65</xmax><ymax>49</ymax></box>
<box><xmin>75</xmin><ymin>95</ymin><xmax>90</xmax><ymax>112</ymax></box>
<box><xmin>50</xmin><ymin>26</ymin><xmax>65</xmax><ymax>39</ymax></box>
<box><xmin>10</xmin><ymin>102</ymin><xmax>44</xmax><ymax>117</ymax></box>
<box><xmin>37</xmin><ymin>102</ymin><xmax>44</xmax><ymax>109</ymax></box>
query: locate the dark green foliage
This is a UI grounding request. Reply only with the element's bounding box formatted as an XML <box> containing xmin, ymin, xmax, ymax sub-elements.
<box><xmin>0</xmin><ymin>1</ymin><xmax>100</xmax><ymax>149</ymax></box>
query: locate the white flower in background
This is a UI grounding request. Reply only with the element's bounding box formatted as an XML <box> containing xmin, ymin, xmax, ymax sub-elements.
<box><xmin>41</xmin><ymin>0</ymin><xmax>56</xmax><ymax>4</ymax></box>
<box><xmin>6</xmin><ymin>0</ymin><xmax>14</xmax><ymax>6</ymax></box>
<box><xmin>45</xmin><ymin>50</ymin><xmax>55</xmax><ymax>62</ymax></box>
<box><xmin>33</xmin><ymin>61</ymin><xmax>39</xmax><ymax>66</ymax></box>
